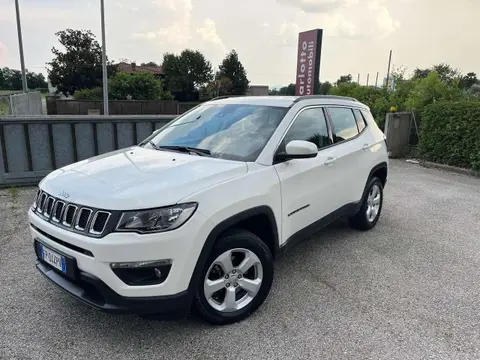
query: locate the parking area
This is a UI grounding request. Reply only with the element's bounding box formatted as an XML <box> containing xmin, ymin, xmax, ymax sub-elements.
<box><xmin>1</xmin><ymin>159</ymin><xmax>480</xmax><ymax>360</ymax></box>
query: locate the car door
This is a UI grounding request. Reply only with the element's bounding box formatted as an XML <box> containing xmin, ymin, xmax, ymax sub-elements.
<box><xmin>325</xmin><ymin>106</ymin><xmax>371</xmax><ymax>206</ymax></box>
<box><xmin>273</xmin><ymin>106</ymin><xmax>344</xmax><ymax>244</ymax></box>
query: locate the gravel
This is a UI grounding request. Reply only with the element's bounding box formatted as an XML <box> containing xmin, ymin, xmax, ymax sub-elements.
<box><xmin>1</xmin><ymin>159</ymin><xmax>480</xmax><ymax>360</ymax></box>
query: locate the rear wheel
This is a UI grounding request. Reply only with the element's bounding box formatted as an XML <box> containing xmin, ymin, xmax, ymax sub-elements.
<box><xmin>349</xmin><ymin>177</ymin><xmax>384</xmax><ymax>231</ymax></box>
<box><xmin>193</xmin><ymin>229</ymin><xmax>274</xmax><ymax>325</ymax></box>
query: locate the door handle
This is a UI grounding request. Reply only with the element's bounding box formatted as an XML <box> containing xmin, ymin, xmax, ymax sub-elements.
<box><xmin>362</xmin><ymin>144</ymin><xmax>371</xmax><ymax>151</ymax></box>
<box><xmin>324</xmin><ymin>157</ymin><xmax>337</xmax><ymax>166</ymax></box>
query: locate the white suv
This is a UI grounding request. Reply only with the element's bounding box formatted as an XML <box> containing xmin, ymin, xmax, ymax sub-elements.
<box><xmin>29</xmin><ymin>95</ymin><xmax>388</xmax><ymax>325</ymax></box>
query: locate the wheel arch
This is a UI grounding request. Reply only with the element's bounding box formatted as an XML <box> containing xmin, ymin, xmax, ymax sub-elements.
<box><xmin>369</xmin><ymin>161</ymin><xmax>388</xmax><ymax>187</ymax></box>
<box><xmin>186</xmin><ymin>206</ymin><xmax>279</xmax><ymax>297</ymax></box>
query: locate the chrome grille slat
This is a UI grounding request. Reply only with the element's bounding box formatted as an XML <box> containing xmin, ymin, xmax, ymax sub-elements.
<box><xmin>34</xmin><ymin>190</ymin><xmax>111</xmax><ymax>236</ymax></box>
<box><xmin>37</xmin><ymin>192</ymin><xmax>47</xmax><ymax>213</ymax></box>
<box><xmin>89</xmin><ymin>211</ymin><xmax>111</xmax><ymax>235</ymax></box>
<box><xmin>52</xmin><ymin>201</ymin><xmax>65</xmax><ymax>222</ymax></box>
<box><xmin>62</xmin><ymin>204</ymin><xmax>78</xmax><ymax>227</ymax></box>
<box><xmin>43</xmin><ymin>197</ymin><xmax>56</xmax><ymax>218</ymax></box>
<box><xmin>75</xmin><ymin>208</ymin><xmax>93</xmax><ymax>231</ymax></box>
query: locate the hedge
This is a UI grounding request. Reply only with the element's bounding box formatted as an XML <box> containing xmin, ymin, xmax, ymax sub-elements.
<box><xmin>420</xmin><ymin>101</ymin><xmax>480</xmax><ymax>171</ymax></box>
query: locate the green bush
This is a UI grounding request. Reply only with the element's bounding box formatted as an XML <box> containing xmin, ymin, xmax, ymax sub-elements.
<box><xmin>420</xmin><ymin>101</ymin><xmax>480</xmax><ymax>170</ymax></box>
<box><xmin>109</xmin><ymin>72</ymin><xmax>163</xmax><ymax>100</ymax></box>
<box><xmin>74</xmin><ymin>87</ymin><xmax>103</xmax><ymax>100</ymax></box>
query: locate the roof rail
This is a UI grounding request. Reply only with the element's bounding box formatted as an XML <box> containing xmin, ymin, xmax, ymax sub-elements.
<box><xmin>210</xmin><ymin>95</ymin><xmax>231</xmax><ymax>101</ymax></box>
<box><xmin>210</xmin><ymin>95</ymin><xmax>246</xmax><ymax>101</ymax></box>
<box><xmin>293</xmin><ymin>95</ymin><xmax>358</xmax><ymax>103</ymax></box>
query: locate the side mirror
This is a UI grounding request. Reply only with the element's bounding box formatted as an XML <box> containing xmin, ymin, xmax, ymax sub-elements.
<box><xmin>276</xmin><ymin>140</ymin><xmax>318</xmax><ymax>162</ymax></box>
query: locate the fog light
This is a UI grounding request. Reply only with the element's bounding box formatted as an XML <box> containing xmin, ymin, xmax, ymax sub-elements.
<box><xmin>110</xmin><ymin>260</ymin><xmax>172</xmax><ymax>286</ymax></box>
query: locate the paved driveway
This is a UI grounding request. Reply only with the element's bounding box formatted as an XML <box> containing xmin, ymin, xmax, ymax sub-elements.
<box><xmin>1</xmin><ymin>159</ymin><xmax>480</xmax><ymax>360</ymax></box>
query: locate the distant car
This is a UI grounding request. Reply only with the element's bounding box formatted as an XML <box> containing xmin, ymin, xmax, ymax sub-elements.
<box><xmin>29</xmin><ymin>95</ymin><xmax>388</xmax><ymax>325</ymax></box>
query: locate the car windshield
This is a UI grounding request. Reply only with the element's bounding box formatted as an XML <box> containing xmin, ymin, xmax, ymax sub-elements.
<box><xmin>146</xmin><ymin>103</ymin><xmax>288</xmax><ymax>162</ymax></box>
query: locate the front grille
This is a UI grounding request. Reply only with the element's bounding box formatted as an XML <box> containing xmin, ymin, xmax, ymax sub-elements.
<box><xmin>33</xmin><ymin>190</ymin><xmax>112</xmax><ymax>237</ymax></box>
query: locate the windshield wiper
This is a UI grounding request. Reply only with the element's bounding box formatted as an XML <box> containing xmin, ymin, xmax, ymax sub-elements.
<box><xmin>157</xmin><ymin>145</ymin><xmax>212</xmax><ymax>156</ymax></box>
<box><xmin>148</xmin><ymin>140</ymin><xmax>160</xmax><ymax>150</ymax></box>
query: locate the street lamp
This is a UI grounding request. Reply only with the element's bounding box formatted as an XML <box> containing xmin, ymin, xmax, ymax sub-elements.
<box><xmin>14</xmin><ymin>0</ymin><xmax>28</xmax><ymax>92</ymax></box>
<box><xmin>100</xmin><ymin>0</ymin><xmax>109</xmax><ymax>115</ymax></box>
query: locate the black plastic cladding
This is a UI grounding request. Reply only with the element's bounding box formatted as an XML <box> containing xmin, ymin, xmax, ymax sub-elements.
<box><xmin>32</xmin><ymin>190</ymin><xmax>121</xmax><ymax>239</ymax></box>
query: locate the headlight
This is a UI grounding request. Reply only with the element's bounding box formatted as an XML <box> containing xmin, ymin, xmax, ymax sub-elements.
<box><xmin>115</xmin><ymin>203</ymin><xmax>198</xmax><ymax>233</ymax></box>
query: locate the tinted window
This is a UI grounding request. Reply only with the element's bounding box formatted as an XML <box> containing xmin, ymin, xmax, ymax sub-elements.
<box><xmin>283</xmin><ymin>107</ymin><xmax>332</xmax><ymax>150</ymax></box>
<box><xmin>360</xmin><ymin>109</ymin><xmax>375</xmax><ymax>124</ymax></box>
<box><xmin>147</xmin><ymin>104</ymin><xmax>288</xmax><ymax>162</ymax></box>
<box><xmin>327</xmin><ymin>107</ymin><xmax>359</xmax><ymax>142</ymax></box>
<box><xmin>353</xmin><ymin>109</ymin><xmax>367</xmax><ymax>132</ymax></box>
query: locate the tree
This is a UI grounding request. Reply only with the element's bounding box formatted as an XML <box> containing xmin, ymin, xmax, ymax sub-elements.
<box><xmin>459</xmin><ymin>72</ymin><xmax>478</xmax><ymax>89</ymax></box>
<box><xmin>47</xmin><ymin>29</ymin><xmax>117</xmax><ymax>96</ymax></box>
<box><xmin>412</xmin><ymin>68</ymin><xmax>431</xmax><ymax>80</ymax></box>
<box><xmin>162</xmin><ymin>49</ymin><xmax>213</xmax><ymax>101</ymax></box>
<box><xmin>319</xmin><ymin>81</ymin><xmax>332</xmax><ymax>95</ymax></box>
<box><xmin>431</xmin><ymin>63</ymin><xmax>460</xmax><ymax>85</ymax></box>
<box><xmin>0</xmin><ymin>67</ymin><xmax>47</xmax><ymax>91</ymax></box>
<box><xmin>141</xmin><ymin>61</ymin><xmax>159</xmax><ymax>67</ymax></box>
<box><xmin>405</xmin><ymin>72</ymin><xmax>463</xmax><ymax>110</ymax></box>
<box><xmin>217</xmin><ymin>50</ymin><xmax>250</xmax><ymax>95</ymax></box>
<box><xmin>109</xmin><ymin>72</ymin><xmax>163</xmax><ymax>100</ymax></box>
<box><xmin>74</xmin><ymin>72</ymin><xmax>174</xmax><ymax>100</ymax></box>
<box><xmin>336</xmin><ymin>74</ymin><xmax>352</xmax><ymax>86</ymax></box>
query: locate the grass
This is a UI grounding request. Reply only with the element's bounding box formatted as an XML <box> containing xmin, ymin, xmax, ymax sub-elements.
<box><xmin>8</xmin><ymin>186</ymin><xmax>18</xmax><ymax>200</ymax></box>
<box><xmin>0</xmin><ymin>99</ymin><xmax>9</xmax><ymax>115</ymax></box>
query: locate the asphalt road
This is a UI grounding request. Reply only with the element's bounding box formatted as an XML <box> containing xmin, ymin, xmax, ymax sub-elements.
<box><xmin>1</xmin><ymin>159</ymin><xmax>480</xmax><ymax>360</ymax></box>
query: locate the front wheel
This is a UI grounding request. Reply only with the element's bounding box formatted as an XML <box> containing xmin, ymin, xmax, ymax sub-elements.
<box><xmin>193</xmin><ymin>229</ymin><xmax>274</xmax><ymax>325</ymax></box>
<box><xmin>349</xmin><ymin>177</ymin><xmax>384</xmax><ymax>231</ymax></box>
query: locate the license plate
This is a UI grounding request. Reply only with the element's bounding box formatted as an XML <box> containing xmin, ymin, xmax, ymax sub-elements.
<box><xmin>40</xmin><ymin>244</ymin><xmax>66</xmax><ymax>273</ymax></box>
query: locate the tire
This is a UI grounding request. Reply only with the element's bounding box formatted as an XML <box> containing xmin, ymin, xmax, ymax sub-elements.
<box><xmin>193</xmin><ymin>228</ymin><xmax>274</xmax><ymax>325</ymax></box>
<box><xmin>349</xmin><ymin>176</ymin><xmax>384</xmax><ymax>231</ymax></box>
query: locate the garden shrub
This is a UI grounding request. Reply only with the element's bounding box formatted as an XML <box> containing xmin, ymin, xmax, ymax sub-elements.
<box><xmin>420</xmin><ymin>101</ymin><xmax>480</xmax><ymax>170</ymax></box>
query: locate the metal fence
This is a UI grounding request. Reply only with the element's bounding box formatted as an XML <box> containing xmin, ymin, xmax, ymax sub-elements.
<box><xmin>0</xmin><ymin>115</ymin><xmax>176</xmax><ymax>187</ymax></box>
<box><xmin>6</xmin><ymin>91</ymin><xmax>44</xmax><ymax>115</ymax></box>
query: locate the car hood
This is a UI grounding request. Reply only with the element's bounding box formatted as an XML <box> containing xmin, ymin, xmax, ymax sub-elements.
<box><xmin>39</xmin><ymin>146</ymin><xmax>248</xmax><ymax>210</ymax></box>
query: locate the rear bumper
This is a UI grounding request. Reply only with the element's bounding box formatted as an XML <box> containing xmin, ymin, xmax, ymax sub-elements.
<box><xmin>35</xmin><ymin>260</ymin><xmax>192</xmax><ymax>317</ymax></box>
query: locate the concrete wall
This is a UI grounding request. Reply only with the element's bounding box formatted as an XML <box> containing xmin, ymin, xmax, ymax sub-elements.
<box><xmin>8</xmin><ymin>91</ymin><xmax>44</xmax><ymax>116</ymax></box>
<box><xmin>52</xmin><ymin>100</ymin><xmax>179</xmax><ymax>115</ymax></box>
<box><xmin>0</xmin><ymin>115</ymin><xmax>176</xmax><ymax>187</ymax></box>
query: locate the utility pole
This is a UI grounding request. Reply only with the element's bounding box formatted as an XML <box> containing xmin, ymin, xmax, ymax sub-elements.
<box><xmin>385</xmin><ymin>50</ymin><xmax>392</xmax><ymax>89</ymax></box>
<box><xmin>14</xmin><ymin>0</ymin><xmax>28</xmax><ymax>92</ymax></box>
<box><xmin>357</xmin><ymin>73</ymin><xmax>360</xmax><ymax>84</ymax></box>
<box><xmin>366</xmin><ymin>74</ymin><xmax>369</xmax><ymax>86</ymax></box>
<box><xmin>100</xmin><ymin>0</ymin><xmax>109</xmax><ymax>115</ymax></box>
<box><xmin>375</xmin><ymin>72</ymin><xmax>379</xmax><ymax>87</ymax></box>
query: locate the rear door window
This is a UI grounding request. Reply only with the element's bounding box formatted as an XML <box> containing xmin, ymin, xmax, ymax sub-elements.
<box><xmin>326</xmin><ymin>107</ymin><xmax>359</xmax><ymax>143</ymax></box>
<box><xmin>353</xmin><ymin>109</ymin><xmax>367</xmax><ymax>133</ymax></box>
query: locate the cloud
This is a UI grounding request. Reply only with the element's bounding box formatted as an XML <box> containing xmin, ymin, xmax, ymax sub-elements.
<box><xmin>277</xmin><ymin>0</ymin><xmax>359</xmax><ymax>13</ymax></box>
<box><xmin>277</xmin><ymin>22</ymin><xmax>301</xmax><ymax>47</ymax></box>
<box><xmin>368</xmin><ymin>0</ymin><xmax>400</xmax><ymax>37</ymax></box>
<box><xmin>197</xmin><ymin>19</ymin><xmax>226</xmax><ymax>51</ymax></box>
<box><xmin>0</xmin><ymin>42</ymin><xmax>7</xmax><ymax>66</ymax></box>
<box><xmin>132</xmin><ymin>0</ymin><xmax>193</xmax><ymax>45</ymax></box>
<box><xmin>276</xmin><ymin>13</ymin><xmax>357</xmax><ymax>46</ymax></box>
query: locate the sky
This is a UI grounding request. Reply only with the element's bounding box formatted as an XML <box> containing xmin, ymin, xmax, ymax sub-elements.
<box><xmin>0</xmin><ymin>0</ymin><xmax>479</xmax><ymax>87</ymax></box>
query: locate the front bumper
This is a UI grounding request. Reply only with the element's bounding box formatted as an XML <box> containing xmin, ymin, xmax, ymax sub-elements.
<box><xmin>29</xmin><ymin>207</ymin><xmax>215</xmax><ymax>313</ymax></box>
<box><xmin>35</xmin><ymin>259</ymin><xmax>190</xmax><ymax>316</ymax></box>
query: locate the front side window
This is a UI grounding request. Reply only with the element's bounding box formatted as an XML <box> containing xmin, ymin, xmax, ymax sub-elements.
<box><xmin>146</xmin><ymin>104</ymin><xmax>288</xmax><ymax>162</ymax></box>
<box><xmin>327</xmin><ymin>107</ymin><xmax>359</xmax><ymax>143</ymax></box>
<box><xmin>281</xmin><ymin>107</ymin><xmax>332</xmax><ymax>151</ymax></box>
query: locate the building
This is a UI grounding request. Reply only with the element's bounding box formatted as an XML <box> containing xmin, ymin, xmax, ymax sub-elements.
<box><xmin>116</xmin><ymin>62</ymin><xmax>164</xmax><ymax>79</ymax></box>
<box><xmin>246</xmin><ymin>85</ymin><xmax>269</xmax><ymax>96</ymax></box>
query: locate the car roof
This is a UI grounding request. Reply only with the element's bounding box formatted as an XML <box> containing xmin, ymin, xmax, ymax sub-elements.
<box><xmin>207</xmin><ymin>95</ymin><xmax>363</xmax><ymax>108</ymax></box>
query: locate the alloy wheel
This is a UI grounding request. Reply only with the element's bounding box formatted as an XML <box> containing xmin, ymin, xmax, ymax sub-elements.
<box><xmin>203</xmin><ymin>248</ymin><xmax>263</xmax><ymax>313</ymax></box>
